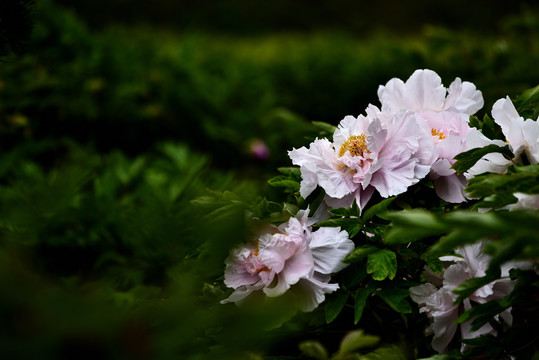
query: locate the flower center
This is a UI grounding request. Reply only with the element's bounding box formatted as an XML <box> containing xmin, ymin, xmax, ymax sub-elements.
<box><xmin>431</xmin><ymin>128</ymin><xmax>447</xmax><ymax>140</ymax></box>
<box><xmin>338</xmin><ymin>134</ymin><xmax>368</xmax><ymax>157</ymax></box>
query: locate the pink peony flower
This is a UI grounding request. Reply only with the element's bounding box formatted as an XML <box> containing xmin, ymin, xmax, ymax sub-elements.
<box><xmin>410</xmin><ymin>242</ymin><xmax>531</xmax><ymax>353</ymax></box>
<box><xmin>466</xmin><ymin>96</ymin><xmax>539</xmax><ymax>179</ymax></box>
<box><xmin>221</xmin><ymin>209</ymin><xmax>354</xmax><ymax>312</ymax></box>
<box><xmin>289</xmin><ymin>110</ymin><xmax>435</xmax><ymax>211</ymax></box>
<box><xmin>378</xmin><ymin>69</ymin><xmax>484</xmax><ymax>203</ymax></box>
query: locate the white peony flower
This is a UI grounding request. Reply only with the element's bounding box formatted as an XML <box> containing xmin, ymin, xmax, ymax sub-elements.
<box><xmin>221</xmin><ymin>209</ymin><xmax>354</xmax><ymax>312</ymax></box>
<box><xmin>410</xmin><ymin>242</ymin><xmax>531</xmax><ymax>353</ymax></box>
<box><xmin>378</xmin><ymin>69</ymin><xmax>484</xmax><ymax>203</ymax></box>
<box><xmin>289</xmin><ymin>110</ymin><xmax>435</xmax><ymax>211</ymax></box>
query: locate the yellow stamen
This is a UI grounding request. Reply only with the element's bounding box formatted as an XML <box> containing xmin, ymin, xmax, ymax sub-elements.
<box><xmin>338</xmin><ymin>134</ymin><xmax>368</xmax><ymax>157</ymax></box>
<box><xmin>431</xmin><ymin>128</ymin><xmax>447</xmax><ymax>140</ymax></box>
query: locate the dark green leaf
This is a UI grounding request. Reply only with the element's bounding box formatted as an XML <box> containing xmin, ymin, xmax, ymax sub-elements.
<box><xmin>451</xmin><ymin>144</ymin><xmax>513</xmax><ymax>175</ymax></box>
<box><xmin>375</xmin><ymin>288</ymin><xmax>411</xmax><ymax>313</ymax></box>
<box><xmin>267</xmin><ymin>175</ymin><xmax>300</xmax><ymax>192</ymax></box>
<box><xmin>367</xmin><ymin>249</ymin><xmax>397</xmax><ymax>281</ymax></box>
<box><xmin>354</xmin><ymin>288</ymin><xmax>370</xmax><ymax>324</ymax></box>
<box><xmin>316</xmin><ymin>217</ymin><xmax>361</xmax><ymax>228</ymax></box>
<box><xmin>362</xmin><ymin>197</ymin><xmax>396</xmax><ymax>223</ymax></box>
<box><xmin>514</xmin><ymin>84</ymin><xmax>539</xmax><ymax>119</ymax></box>
<box><xmin>325</xmin><ymin>290</ymin><xmax>349</xmax><ymax>324</ymax></box>
<box><xmin>344</xmin><ymin>245</ymin><xmax>380</xmax><ymax>264</ymax></box>
<box><xmin>277</xmin><ymin>167</ymin><xmax>301</xmax><ymax>178</ymax></box>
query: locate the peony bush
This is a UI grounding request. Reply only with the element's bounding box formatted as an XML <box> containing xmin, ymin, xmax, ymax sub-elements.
<box><xmin>218</xmin><ymin>69</ymin><xmax>539</xmax><ymax>359</ymax></box>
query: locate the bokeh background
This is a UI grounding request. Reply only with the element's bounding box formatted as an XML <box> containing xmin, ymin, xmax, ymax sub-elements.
<box><xmin>1</xmin><ymin>0</ymin><xmax>539</xmax><ymax>358</ymax></box>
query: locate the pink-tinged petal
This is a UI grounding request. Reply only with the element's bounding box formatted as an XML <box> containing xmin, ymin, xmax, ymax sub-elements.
<box><xmin>370</xmin><ymin>159</ymin><xmax>419</xmax><ymax>197</ymax></box>
<box><xmin>436</xmin><ymin>133</ymin><xmax>466</xmax><ymax>161</ymax></box>
<box><xmin>432</xmin><ymin>173</ymin><xmax>467</xmax><ymax>203</ymax></box>
<box><xmin>224</xmin><ymin>248</ymin><xmax>261</xmax><ymax>288</ymax></box>
<box><xmin>263</xmin><ymin>273</ymin><xmax>290</xmax><ymax>297</ymax></box>
<box><xmin>292</xmin><ymin>277</ymin><xmax>339</xmax><ymax>312</ymax></box>
<box><xmin>377</xmin><ymin>77</ymin><xmax>408</xmax><ymax>112</ymax></box>
<box><xmin>281</xmin><ymin>244</ymin><xmax>315</xmax><ymax>286</ymax></box>
<box><xmin>317</xmin><ymin>166</ymin><xmax>357</xmax><ymax>199</ymax></box>
<box><xmin>309</xmin><ymin>227</ymin><xmax>354</xmax><ymax>274</ymax></box>
<box><xmin>333</xmin><ymin>115</ymin><xmax>370</xmax><ymax>146</ymax></box>
<box><xmin>355</xmin><ymin>185</ymin><xmax>376</xmax><ymax>212</ymax></box>
<box><xmin>431</xmin><ymin>158</ymin><xmax>455</xmax><ymax>178</ymax></box>
<box><xmin>258</xmin><ymin>234</ymin><xmax>297</xmax><ymax>273</ymax></box>
<box><xmin>445</xmin><ymin>78</ymin><xmax>484</xmax><ymax>115</ymax></box>
<box><xmin>405</xmin><ymin>69</ymin><xmax>447</xmax><ymax>112</ymax></box>
<box><xmin>289</xmin><ymin>138</ymin><xmax>339</xmax><ymax>199</ymax></box>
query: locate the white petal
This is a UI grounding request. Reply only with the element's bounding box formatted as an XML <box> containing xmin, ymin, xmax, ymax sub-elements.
<box><xmin>309</xmin><ymin>227</ymin><xmax>354</xmax><ymax>274</ymax></box>
<box><xmin>292</xmin><ymin>277</ymin><xmax>339</xmax><ymax>312</ymax></box>
<box><xmin>432</xmin><ymin>173</ymin><xmax>467</xmax><ymax>203</ymax></box>
<box><xmin>445</xmin><ymin>78</ymin><xmax>484</xmax><ymax>115</ymax></box>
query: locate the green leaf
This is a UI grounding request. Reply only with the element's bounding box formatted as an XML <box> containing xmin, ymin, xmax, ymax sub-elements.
<box><xmin>354</xmin><ymin>288</ymin><xmax>370</xmax><ymax>324</ymax></box>
<box><xmin>469</xmin><ymin>115</ymin><xmax>482</xmax><ymax>131</ymax></box>
<box><xmin>481</xmin><ymin>113</ymin><xmax>504</xmax><ymax>141</ymax></box>
<box><xmin>360</xmin><ymin>344</ymin><xmax>409</xmax><ymax>360</ymax></box>
<box><xmin>366</xmin><ymin>249</ymin><xmax>397</xmax><ymax>281</ymax></box>
<box><xmin>451</xmin><ymin>144</ymin><xmax>513</xmax><ymax>175</ymax></box>
<box><xmin>312</xmin><ymin>121</ymin><xmax>337</xmax><ymax>135</ymax></box>
<box><xmin>329</xmin><ymin>207</ymin><xmax>349</xmax><ymax>217</ymax></box>
<box><xmin>316</xmin><ymin>217</ymin><xmax>361</xmax><ymax>228</ymax></box>
<box><xmin>514</xmin><ymin>84</ymin><xmax>539</xmax><ymax>119</ymax></box>
<box><xmin>375</xmin><ymin>288</ymin><xmax>411</xmax><ymax>313</ymax></box>
<box><xmin>465</xmin><ymin>164</ymin><xmax>539</xmax><ymax>202</ymax></box>
<box><xmin>299</xmin><ymin>341</ymin><xmax>328</xmax><ymax>360</ymax></box>
<box><xmin>277</xmin><ymin>167</ymin><xmax>301</xmax><ymax>178</ymax></box>
<box><xmin>325</xmin><ymin>290</ymin><xmax>349</xmax><ymax>324</ymax></box>
<box><xmin>344</xmin><ymin>245</ymin><xmax>380</xmax><ymax>264</ymax></box>
<box><xmin>422</xmin><ymin>255</ymin><xmax>444</xmax><ymax>274</ymax></box>
<box><xmin>384</xmin><ymin>209</ymin><xmax>447</xmax><ymax>245</ymax></box>
<box><xmin>338</xmin><ymin>329</ymin><xmax>380</xmax><ymax>355</ymax></box>
<box><xmin>267</xmin><ymin>175</ymin><xmax>300</xmax><ymax>192</ymax></box>
<box><xmin>362</xmin><ymin>197</ymin><xmax>396</xmax><ymax>223</ymax></box>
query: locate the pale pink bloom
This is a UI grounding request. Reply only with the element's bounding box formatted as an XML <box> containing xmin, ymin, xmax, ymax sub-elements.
<box><xmin>289</xmin><ymin>110</ymin><xmax>434</xmax><ymax>211</ymax></box>
<box><xmin>466</xmin><ymin>97</ymin><xmax>539</xmax><ymax>178</ymax></box>
<box><xmin>378</xmin><ymin>69</ymin><xmax>484</xmax><ymax>203</ymax></box>
<box><xmin>411</xmin><ymin>242</ymin><xmax>531</xmax><ymax>353</ymax></box>
<box><xmin>221</xmin><ymin>209</ymin><xmax>354</xmax><ymax>312</ymax></box>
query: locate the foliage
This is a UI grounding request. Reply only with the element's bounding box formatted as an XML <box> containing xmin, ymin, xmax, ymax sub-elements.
<box><xmin>1</xmin><ymin>1</ymin><xmax>539</xmax><ymax>359</ymax></box>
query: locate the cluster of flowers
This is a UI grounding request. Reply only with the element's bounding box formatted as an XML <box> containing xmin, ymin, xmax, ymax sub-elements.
<box><xmin>221</xmin><ymin>69</ymin><xmax>539</xmax><ymax>353</ymax></box>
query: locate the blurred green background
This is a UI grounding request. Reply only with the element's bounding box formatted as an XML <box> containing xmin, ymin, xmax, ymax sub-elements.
<box><xmin>1</xmin><ymin>0</ymin><xmax>539</xmax><ymax>358</ymax></box>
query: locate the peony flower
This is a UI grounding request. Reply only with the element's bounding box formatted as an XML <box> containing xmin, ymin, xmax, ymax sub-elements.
<box><xmin>466</xmin><ymin>96</ymin><xmax>539</xmax><ymax>179</ymax></box>
<box><xmin>378</xmin><ymin>69</ymin><xmax>484</xmax><ymax>203</ymax></box>
<box><xmin>221</xmin><ymin>209</ymin><xmax>354</xmax><ymax>312</ymax></box>
<box><xmin>289</xmin><ymin>110</ymin><xmax>435</xmax><ymax>211</ymax></box>
<box><xmin>410</xmin><ymin>242</ymin><xmax>531</xmax><ymax>353</ymax></box>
